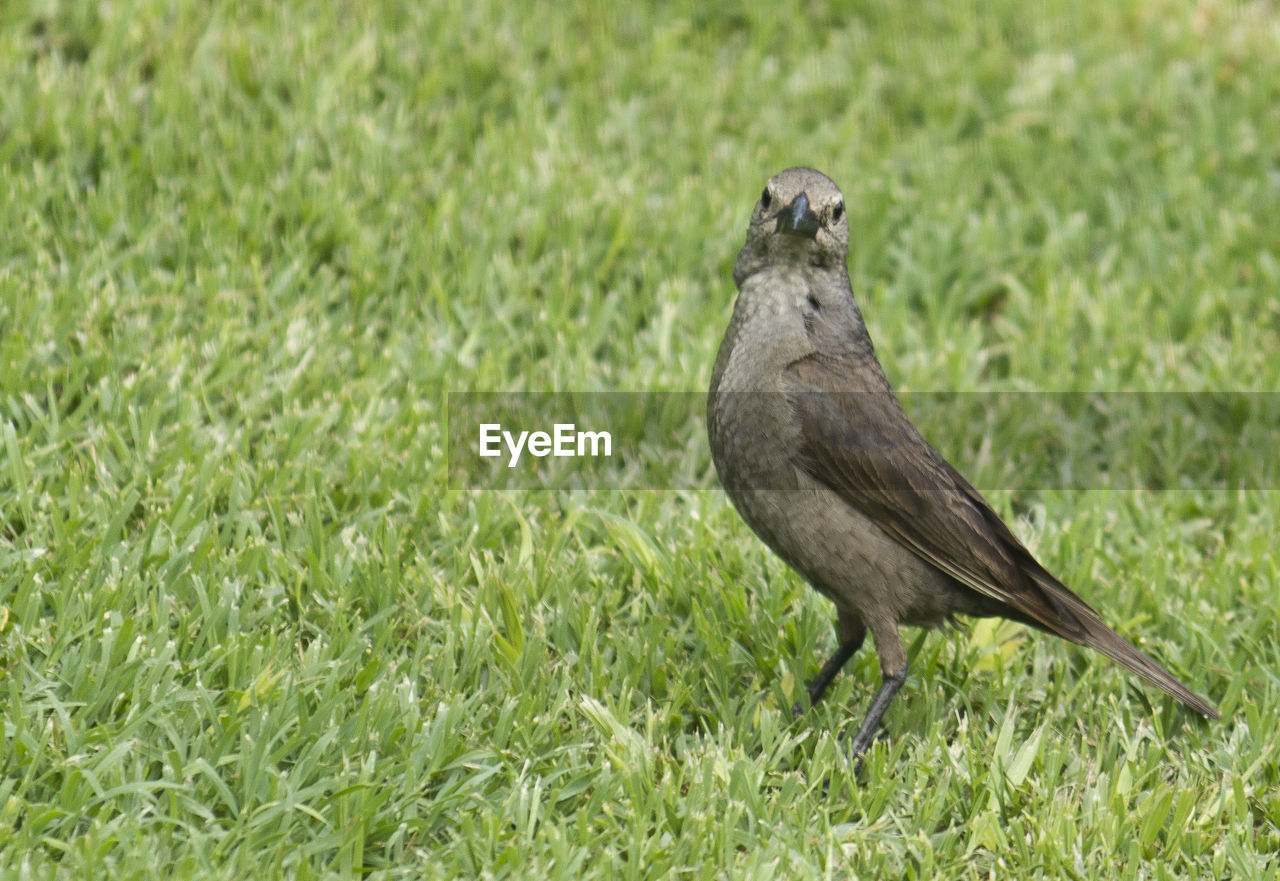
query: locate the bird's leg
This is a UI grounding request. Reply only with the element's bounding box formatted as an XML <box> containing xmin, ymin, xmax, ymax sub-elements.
<box><xmin>792</xmin><ymin>637</ymin><xmax>862</xmax><ymax>716</ymax></box>
<box><xmin>792</xmin><ymin>611</ymin><xmax>866</xmax><ymax>716</ymax></box>
<box><xmin>847</xmin><ymin>622</ymin><xmax>908</xmax><ymax>760</ymax></box>
<box><xmin>848</xmin><ymin>662</ymin><xmax>908</xmax><ymax>760</ymax></box>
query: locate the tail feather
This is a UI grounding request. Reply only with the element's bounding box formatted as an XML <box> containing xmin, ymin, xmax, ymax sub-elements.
<box><xmin>1076</xmin><ymin>613</ymin><xmax>1219</xmax><ymax>718</ymax></box>
<box><xmin>1029</xmin><ymin>571</ymin><xmax>1219</xmax><ymax>719</ymax></box>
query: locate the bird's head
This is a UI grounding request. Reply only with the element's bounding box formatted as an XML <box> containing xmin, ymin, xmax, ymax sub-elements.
<box><xmin>734</xmin><ymin>167</ymin><xmax>849</xmax><ymax>285</ymax></box>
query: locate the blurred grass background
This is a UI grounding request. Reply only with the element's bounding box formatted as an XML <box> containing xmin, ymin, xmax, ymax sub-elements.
<box><xmin>1</xmin><ymin>0</ymin><xmax>1277</xmax><ymax>878</ymax></box>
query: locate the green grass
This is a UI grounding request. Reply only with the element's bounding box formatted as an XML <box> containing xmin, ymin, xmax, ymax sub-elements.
<box><xmin>1</xmin><ymin>0</ymin><xmax>1278</xmax><ymax>877</ymax></box>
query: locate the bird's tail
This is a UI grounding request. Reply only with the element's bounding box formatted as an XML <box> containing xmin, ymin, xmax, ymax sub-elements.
<box><xmin>1028</xmin><ymin>571</ymin><xmax>1219</xmax><ymax>718</ymax></box>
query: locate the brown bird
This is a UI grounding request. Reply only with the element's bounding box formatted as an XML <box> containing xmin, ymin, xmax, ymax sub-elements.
<box><xmin>707</xmin><ymin>167</ymin><xmax>1218</xmax><ymax>759</ymax></box>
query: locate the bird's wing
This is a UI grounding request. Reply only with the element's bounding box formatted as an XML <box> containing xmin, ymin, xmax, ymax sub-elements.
<box><xmin>783</xmin><ymin>354</ymin><xmax>1092</xmax><ymax>640</ymax></box>
<box><xmin>785</xmin><ymin>354</ymin><xmax>1220</xmax><ymax>717</ymax></box>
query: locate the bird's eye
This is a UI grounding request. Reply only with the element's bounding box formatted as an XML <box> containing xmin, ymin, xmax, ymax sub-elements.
<box><xmin>832</xmin><ymin>200</ymin><xmax>844</xmax><ymax>223</ymax></box>
<box><xmin>760</xmin><ymin>188</ymin><xmax>772</xmax><ymax>210</ymax></box>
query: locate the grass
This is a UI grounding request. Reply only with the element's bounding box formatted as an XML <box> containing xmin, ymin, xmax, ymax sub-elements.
<box><xmin>1</xmin><ymin>0</ymin><xmax>1278</xmax><ymax>877</ymax></box>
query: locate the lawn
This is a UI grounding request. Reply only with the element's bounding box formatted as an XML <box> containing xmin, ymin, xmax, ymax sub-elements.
<box><xmin>1</xmin><ymin>0</ymin><xmax>1277</xmax><ymax>878</ymax></box>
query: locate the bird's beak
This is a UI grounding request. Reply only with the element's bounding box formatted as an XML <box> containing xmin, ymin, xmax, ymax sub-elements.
<box><xmin>775</xmin><ymin>192</ymin><xmax>821</xmax><ymax>239</ymax></box>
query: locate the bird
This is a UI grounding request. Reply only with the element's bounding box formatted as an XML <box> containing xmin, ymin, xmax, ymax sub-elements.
<box><xmin>706</xmin><ymin>166</ymin><xmax>1218</xmax><ymax>760</ymax></box>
